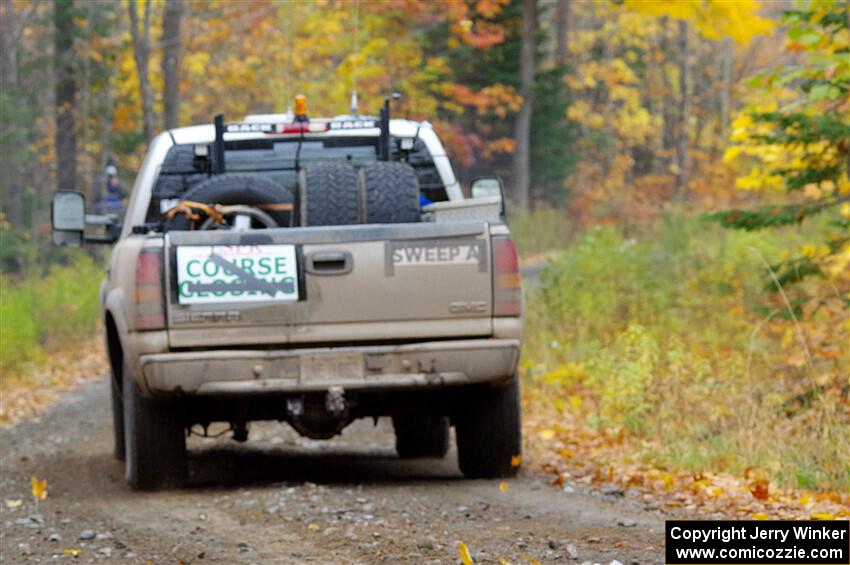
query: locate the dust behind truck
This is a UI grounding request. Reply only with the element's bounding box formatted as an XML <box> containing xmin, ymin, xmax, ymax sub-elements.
<box><xmin>51</xmin><ymin>96</ymin><xmax>523</xmax><ymax>490</ymax></box>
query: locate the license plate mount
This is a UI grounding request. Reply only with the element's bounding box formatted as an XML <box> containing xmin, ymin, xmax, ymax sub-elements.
<box><xmin>300</xmin><ymin>353</ymin><xmax>365</xmax><ymax>382</ymax></box>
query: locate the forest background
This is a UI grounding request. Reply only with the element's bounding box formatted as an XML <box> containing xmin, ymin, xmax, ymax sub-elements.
<box><xmin>0</xmin><ymin>0</ymin><xmax>847</xmax><ymax>503</ymax></box>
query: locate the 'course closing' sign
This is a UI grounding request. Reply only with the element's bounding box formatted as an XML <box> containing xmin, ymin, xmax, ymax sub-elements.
<box><xmin>175</xmin><ymin>245</ymin><xmax>299</xmax><ymax>305</ymax></box>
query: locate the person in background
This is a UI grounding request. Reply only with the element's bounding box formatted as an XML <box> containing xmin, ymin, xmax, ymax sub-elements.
<box><xmin>98</xmin><ymin>163</ymin><xmax>127</xmax><ymax>216</ymax></box>
<box><xmin>94</xmin><ymin>161</ymin><xmax>128</xmax><ymax>242</ymax></box>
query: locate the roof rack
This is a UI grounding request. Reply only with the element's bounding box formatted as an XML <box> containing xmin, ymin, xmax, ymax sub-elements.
<box><xmin>210</xmin><ymin>96</ymin><xmax>399</xmax><ymax>174</ymax></box>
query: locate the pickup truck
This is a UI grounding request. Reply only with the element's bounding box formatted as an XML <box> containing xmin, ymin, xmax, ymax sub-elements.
<box><xmin>52</xmin><ymin>101</ymin><xmax>523</xmax><ymax>490</ymax></box>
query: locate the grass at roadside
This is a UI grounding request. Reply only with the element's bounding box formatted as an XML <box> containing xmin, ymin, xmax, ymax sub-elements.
<box><xmin>515</xmin><ymin>211</ymin><xmax>849</xmax><ymax>494</ymax></box>
<box><xmin>0</xmin><ymin>253</ymin><xmax>103</xmax><ymax>386</ymax></box>
<box><xmin>509</xmin><ymin>207</ymin><xmax>576</xmax><ymax>260</ymax></box>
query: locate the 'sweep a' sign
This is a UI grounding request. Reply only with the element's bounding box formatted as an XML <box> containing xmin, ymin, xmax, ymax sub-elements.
<box><xmin>175</xmin><ymin>245</ymin><xmax>298</xmax><ymax>305</ymax></box>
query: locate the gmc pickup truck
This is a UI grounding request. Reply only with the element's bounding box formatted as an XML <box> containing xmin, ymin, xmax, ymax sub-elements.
<box><xmin>52</xmin><ymin>100</ymin><xmax>523</xmax><ymax>490</ymax></box>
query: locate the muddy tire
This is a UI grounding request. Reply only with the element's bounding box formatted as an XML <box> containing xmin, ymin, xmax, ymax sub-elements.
<box><xmin>123</xmin><ymin>362</ymin><xmax>187</xmax><ymax>490</ymax></box>
<box><xmin>455</xmin><ymin>377</ymin><xmax>521</xmax><ymax>479</ymax></box>
<box><xmin>392</xmin><ymin>414</ymin><xmax>450</xmax><ymax>459</ymax></box>
<box><xmin>165</xmin><ymin>173</ymin><xmax>293</xmax><ymax>230</ymax></box>
<box><xmin>297</xmin><ymin>162</ymin><xmax>360</xmax><ymax>226</ymax></box>
<box><xmin>358</xmin><ymin>162</ymin><xmax>421</xmax><ymax>224</ymax></box>
<box><xmin>110</xmin><ymin>373</ymin><xmax>125</xmax><ymax>461</ymax></box>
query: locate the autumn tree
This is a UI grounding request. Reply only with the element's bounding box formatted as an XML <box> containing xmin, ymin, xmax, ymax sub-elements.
<box><xmin>1</xmin><ymin>0</ymin><xmax>28</xmax><ymax>228</ymax></box>
<box><xmin>555</xmin><ymin>0</ymin><xmax>570</xmax><ymax>67</ymax></box>
<box><xmin>713</xmin><ymin>0</ymin><xmax>849</xmax><ymax>298</ymax></box>
<box><xmin>675</xmin><ymin>20</ymin><xmax>690</xmax><ymax>196</ymax></box>
<box><xmin>54</xmin><ymin>0</ymin><xmax>77</xmax><ymax>193</ymax></box>
<box><xmin>128</xmin><ymin>0</ymin><xmax>154</xmax><ymax>144</ymax></box>
<box><xmin>512</xmin><ymin>0</ymin><xmax>537</xmax><ymax>209</ymax></box>
<box><xmin>161</xmin><ymin>0</ymin><xmax>182</xmax><ymax>130</ymax></box>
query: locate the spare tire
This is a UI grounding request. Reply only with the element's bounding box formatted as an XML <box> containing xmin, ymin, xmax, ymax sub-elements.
<box><xmin>358</xmin><ymin>162</ymin><xmax>421</xmax><ymax>224</ymax></box>
<box><xmin>164</xmin><ymin>173</ymin><xmax>293</xmax><ymax>230</ymax></box>
<box><xmin>297</xmin><ymin>162</ymin><xmax>360</xmax><ymax>226</ymax></box>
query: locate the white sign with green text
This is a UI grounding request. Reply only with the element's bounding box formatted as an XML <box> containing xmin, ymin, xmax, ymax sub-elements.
<box><xmin>175</xmin><ymin>245</ymin><xmax>299</xmax><ymax>305</ymax></box>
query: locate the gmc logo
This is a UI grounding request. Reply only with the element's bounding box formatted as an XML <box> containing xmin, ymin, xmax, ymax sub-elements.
<box><xmin>449</xmin><ymin>301</ymin><xmax>488</xmax><ymax>314</ymax></box>
<box><xmin>171</xmin><ymin>310</ymin><xmax>242</xmax><ymax>324</ymax></box>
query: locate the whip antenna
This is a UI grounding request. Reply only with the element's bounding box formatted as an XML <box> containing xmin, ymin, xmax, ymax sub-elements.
<box><xmin>350</xmin><ymin>0</ymin><xmax>360</xmax><ymax>116</ymax></box>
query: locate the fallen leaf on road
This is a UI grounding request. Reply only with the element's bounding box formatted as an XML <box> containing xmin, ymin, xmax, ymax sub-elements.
<box><xmin>63</xmin><ymin>549</ymin><xmax>81</xmax><ymax>557</ymax></box>
<box><xmin>511</xmin><ymin>454</ymin><xmax>522</xmax><ymax>467</ymax></box>
<box><xmin>31</xmin><ymin>476</ymin><xmax>47</xmax><ymax>500</ymax></box>
<box><xmin>459</xmin><ymin>542</ymin><xmax>474</xmax><ymax>565</ymax></box>
<box><xmin>522</xmin><ymin>556</ymin><xmax>543</xmax><ymax>565</ymax></box>
<box><xmin>0</xmin><ymin>338</ymin><xmax>106</xmax><ymax>427</ymax></box>
<box><xmin>539</xmin><ymin>429</ymin><xmax>555</xmax><ymax>440</ymax></box>
<box><xmin>811</xmin><ymin>512</ymin><xmax>835</xmax><ymax>520</ymax></box>
<box><xmin>752</xmin><ymin>513</ymin><xmax>769</xmax><ymax>520</ymax></box>
<box><xmin>499</xmin><ymin>481</ymin><xmax>509</xmax><ymax>493</ymax></box>
<box><xmin>307</xmin><ymin>523</ymin><xmax>320</xmax><ymax>531</ymax></box>
<box><xmin>4</xmin><ymin>499</ymin><xmax>22</xmax><ymax>508</ymax></box>
<box><xmin>751</xmin><ymin>478</ymin><xmax>769</xmax><ymax>501</ymax></box>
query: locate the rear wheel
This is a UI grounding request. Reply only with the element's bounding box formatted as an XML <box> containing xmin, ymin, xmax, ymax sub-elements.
<box><xmin>123</xmin><ymin>362</ymin><xmax>187</xmax><ymax>490</ymax></box>
<box><xmin>392</xmin><ymin>414</ymin><xmax>450</xmax><ymax>458</ymax></box>
<box><xmin>297</xmin><ymin>162</ymin><xmax>360</xmax><ymax>226</ymax></box>
<box><xmin>110</xmin><ymin>373</ymin><xmax>125</xmax><ymax>461</ymax></box>
<box><xmin>358</xmin><ymin>162</ymin><xmax>421</xmax><ymax>224</ymax></box>
<box><xmin>455</xmin><ymin>377</ymin><xmax>521</xmax><ymax>479</ymax></box>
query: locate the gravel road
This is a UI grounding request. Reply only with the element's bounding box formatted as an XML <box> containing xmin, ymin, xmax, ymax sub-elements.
<box><xmin>1</xmin><ymin>378</ymin><xmax>665</xmax><ymax>564</ymax></box>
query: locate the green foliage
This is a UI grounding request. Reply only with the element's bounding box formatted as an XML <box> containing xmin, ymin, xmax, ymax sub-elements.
<box><xmin>530</xmin><ymin>66</ymin><xmax>579</xmax><ymax>206</ymax></box>
<box><xmin>523</xmin><ymin>213</ymin><xmax>849</xmax><ymax>489</ymax></box>
<box><xmin>508</xmin><ymin>207</ymin><xmax>576</xmax><ymax>256</ymax></box>
<box><xmin>719</xmin><ymin>0</ymin><xmax>850</xmax><ymax>295</ymax></box>
<box><xmin>0</xmin><ymin>253</ymin><xmax>103</xmax><ymax>378</ymax></box>
<box><xmin>706</xmin><ymin>198</ymin><xmax>841</xmax><ymax>231</ymax></box>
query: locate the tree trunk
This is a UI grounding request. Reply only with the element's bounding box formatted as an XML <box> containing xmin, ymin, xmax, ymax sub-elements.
<box><xmin>54</xmin><ymin>0</ymin><xmax>77</xmax><ymax>193</ymax></box>
<box><xmin>161</xmin><ymin>0</ymin><xmax>183</xmax><ymax>130</ymax></box>
<box><xmin>511</xmin><ymin>0</ymin><xmax>536</xmax><ymax>210</ymax></box>
<box><xmin>555</xmin><ymin>0</ymin><xmax>570</xmax><ymax>67</ymax></box>
<box><xmin>719</xmin><ymin>37</ymin><xmax>732</xmax><ymax>143</ymax></box>
<box><xmin>660</xmin><ymin>17</ymin><xmax>674</xmax><ymax>154</ymax></box>
<box><xmin>675</xmin><ymin>19</ymin><xmax>690</xmax><ymax>197</ymax></box>
<box><xmin>1</xmin><ymin>0</ymin><xmax>23</xmax><ymax>227</ymax></box>
<box><xmin>129</xmin><ymin>0</ymin><xmax>154</xmax><ymax>143</ymax></box>
<box><xmin>1</xmin><ymin>0</ymin><xmax>18</xmax><ymax>90</ymax></box>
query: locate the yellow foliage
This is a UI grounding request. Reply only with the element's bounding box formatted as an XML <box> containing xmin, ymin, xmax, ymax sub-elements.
<box><xmin>623</xmin><ymin>0</ymin><xmax>774</xmax><ymax>44</ymax></box>
<box><xmin>31</xmin><ymin>476</ymin><xmax>47</xmax><ymax>501</ymax></box>
<box><xmin>459</xmin><ymin>542</ymin><xmax>474</xmax><ymax>565</ymax></box>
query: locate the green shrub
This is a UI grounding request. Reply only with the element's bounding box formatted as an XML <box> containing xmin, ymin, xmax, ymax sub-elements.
<box><xmin>509</xmin><ymin>207</ymin><xmax>576</xmax><ymax>257</ymax></box>
<box><xmin>522</xmin><ymin>213</ymin><xmax>849</xmax><ymax>490</ymax></box>
<box><xmin>0</xmin><ymin>252</ymin><xmax>103</xmax><ymax>380</ymax></box>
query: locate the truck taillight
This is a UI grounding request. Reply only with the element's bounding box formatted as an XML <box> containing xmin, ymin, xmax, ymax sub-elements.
<box><xmin>135</xmin><ymin>248</ymin><xmax>165</xmax><ymax>330</ymax></box>
<box><xmin>493</xmin><ymin>236</ymin><xmax>522</xmax><ymax>316</ymax></box>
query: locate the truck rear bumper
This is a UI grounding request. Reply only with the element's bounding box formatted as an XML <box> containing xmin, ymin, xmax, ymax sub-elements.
<box><xmin>140</xmin><ymin>339</ymin><xmax>520</xmax><ymax>396</ymax></box>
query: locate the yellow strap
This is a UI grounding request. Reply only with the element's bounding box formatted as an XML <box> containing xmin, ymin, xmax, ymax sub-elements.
<box><xmin>164</xmin><ymin>200</ymin><xmax>223</xmax><ymax>226</ymax></box>
<box><xmin>164</xmin><ymin>200</ymin><xmax>292</xmax><ymax>229</ymax></box>
<box><xmin>256</xmin><ymin>202</ymin><xmax>294</xmax><ymax>212</ymax></box>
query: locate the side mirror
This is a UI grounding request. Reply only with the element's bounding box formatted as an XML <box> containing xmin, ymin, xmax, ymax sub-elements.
<box><xmin>51</xmin><ymin>191</ymin><xmax>121</xmax><ymax>246</ymax></box>
<box><xmin>52</xmin><ymin>191</ymin><xmax>86</xmax><ymax>247</ymax></box>
<box><xmin>470</xmin><ymin>176</ymin><xmax>507</xmax><ymax>220</ymax></box>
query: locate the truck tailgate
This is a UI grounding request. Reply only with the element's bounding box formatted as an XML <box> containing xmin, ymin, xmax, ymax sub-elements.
<box><xmin>164</xmin><ymin>222</ymin><xmax>493</xmax><ymax>348</ymax></box>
